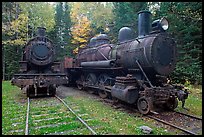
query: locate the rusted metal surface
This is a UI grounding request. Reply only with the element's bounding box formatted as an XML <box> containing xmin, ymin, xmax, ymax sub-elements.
<box><xmin>113</xmin><ymin>33</ymin><xmax>176</xmax><ymax>76</ymax></box>
<box><xmin>23</xmin><ymin>27</ymin><xmax>55</xmax><ymax>66</ymax></box>
<box><xmin>138</xmin><ymin>10</ymin><xmax>151</xmax><ymax>38</ymax></box>
<box><xmin>173</xmin><ymin>111</ymin><xmax>202</xmax><ymax>120</ymax></box>
<box><xmin>61</xmin><ymin>10</ymin><xmax>189</xmax><ymax>115</ymax></box>
<box><xmin>147</xmin><ymin>115</ymin><xmax>197</xmax><ymax>135</ymax></box>
<box><xmin>111</xmin><ymin>75</ymin><xmax>139</xmax><ymax>104</ymax></box>
<box><xmin>12</xmin><ymin>75</ymin><xmax>68</xmax><ymax>88</ymax></box>
<box><xmin>11</xmin><ymin>27</ymin><xmax>68</xmax><ymax>97</ymax></box>
<box><xmin>19</xmin><ymin>61</ymin><xmax>28</xmax><ymax>72</ymax></box>
<box><xmin>81</xmin><ymin>60</ymin><xmax>115</xmax><ymax>68</ymax></box>
<box><xmin>137</xmin><ymin>97</ymin><xmax>153</xmax><ymax>114</ymax></box>
<box><xmin>64</xmin><ymin>57</ymin><xmax>74</xmax><ymax>68</ymax></box>
<box><xmin>51</xmin><ymin>62</ymin><xmax>62</xmax><ymax>73</ymax></box>
<box><xmin>75</xmin><ymin>44</ymin><xmax>112</xmax><ymax>67</ymax></box>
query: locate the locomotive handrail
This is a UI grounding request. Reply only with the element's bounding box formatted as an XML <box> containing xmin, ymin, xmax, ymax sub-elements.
<box><xmin>135</xmin><ymin>60</ymin><xmax>153</xmax><ymax>88</ymax></box>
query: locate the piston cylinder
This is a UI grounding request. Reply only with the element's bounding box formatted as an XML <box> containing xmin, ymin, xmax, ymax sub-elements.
<box><xmin>111</xmin><ymin>84</ymin><xmax>138</xmax><ymax>104</ymax></box>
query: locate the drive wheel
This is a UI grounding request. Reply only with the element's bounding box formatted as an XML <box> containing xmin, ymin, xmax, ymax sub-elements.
<box><xmin>98</xmin><ymin>90</ymin><xmax>108</xmax><ymax>99</ymax></box>
<box><xmin>97</xmin><ymin>74</ymin><xmax>109</xmax><ymax>98</ymax></box>
<box><xmin>27</xmin><ymin>85</ymin><xmax>34</xmax><ymax>98</ymax></box>
<box><xmin>112</xmin><ymin>97</ymin><xmax>119</xmax><ymax>103</ymax></box>
<box><xmin>77</xmin><ymin>75</ymin><xmax>85</xmax><ymax>90</ymax></box>
<box><xmin>26</xmin><ymin>86</ymin><xmax>30</xmax><ymax>97</ymax></box>
<box><xmin>86</xmin><ymin>73</ymin><xmax>97</xmax><ymax>94</ymax></box>
<box><xmin>137</xmin><ymin>97</ymin><xmax>152</xmax><ymax>115</ymax></box>
<box><xmin>49</xmin><ymin>85</ymin><xmax>56</xmax><ymax>96</ymax></box>
<box><xmin>165</xmin><ymin>97</ymin><xmax>178</xmax><ymax>110</ymax></box>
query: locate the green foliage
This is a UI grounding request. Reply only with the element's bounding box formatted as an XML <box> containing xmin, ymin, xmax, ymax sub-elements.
<box><xmin>54</xmin><ymin>2</ymin><xmax>73</xmax><ymax>60</ymax></box>
<box><xmin>69</xmin><ymin>2</ymin><xmax>114</xmax><ymax>36</ymax></box>
<box><xmin>110</xmin><ymin>2</ymin><xmax>147</xmax><ymax>43</ymax></box>
<box><xmin>2</xmin><ymin>2</ymin><xmax>28</xmax><ymax>79</ymax></box>
<box><xmin>19</xmin><ymin>2</ymin><xmax>55</xmax><ymax>33</ymax></box>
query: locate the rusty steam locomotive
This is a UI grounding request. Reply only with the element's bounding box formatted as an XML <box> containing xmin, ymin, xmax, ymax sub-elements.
<box><xmin>11</xmin><ymin>27</ymin><xmax>68</xmax><ymax>97</ymax></box>
<box><xmin>62</xmin><ymin>10</ymin><xmax>188</xmax><ymax>114</ymax></box>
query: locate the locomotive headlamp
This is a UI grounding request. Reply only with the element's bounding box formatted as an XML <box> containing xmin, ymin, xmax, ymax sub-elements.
<box><xmin>160</xmin><ymin>17</ymin><xmax>169</xmax><ymax>31</ymax></box>
<box><xmin>152</xmin><ymin>17</ymin><xmax>169</xmax><ymax>32</ymax></box>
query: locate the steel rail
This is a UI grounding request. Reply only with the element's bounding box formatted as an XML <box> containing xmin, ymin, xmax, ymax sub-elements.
<box><xmin>94</xmin><ymin>96</ymin><xmax>199</xmax><ymax>135</ymax></box>
<box><xmin>76</xmin><ymin>86</ymin><xmax>200</xmax><ymax>135</ymax></box>
<box><xmin>25</xmin><ymin>97</ymin><xmax>30</xmax><ymax>135</ymax></box>
<box><xmin>55</xmin><ymin>95</ymin><xmax>97</xmax><ymax>135</ymax></box>
<box><xmin>173</xmin><ymin>110</ymin><xmax>202</xmax><ymax>120</ymax></box>
<box><xmin>147</xmin><ymin>115</ymin><xmax>197</xmax><ymax>135</ymax></box>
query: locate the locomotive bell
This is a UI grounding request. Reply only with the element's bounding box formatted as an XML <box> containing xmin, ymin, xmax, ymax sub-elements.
<box><xmin>94</xmin><ymin>34</ymin><xmax>110</xmax><ymax>46</ymax></box>
<box><xmin>89</xmin><ymin>37</ymin><xmax>97</xmax><ymax>47</ymax></box>
<box><xmin>37</xmin><ymin>27</ymin><xmax>46</xmax><ymax>37</ymax></box>
<box><xmin>138</xmin><ymin>10</ymin><xmax>151</xmax><ymax>38</ymax></box>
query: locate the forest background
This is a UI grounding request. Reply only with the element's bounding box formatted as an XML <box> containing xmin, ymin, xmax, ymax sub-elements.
<box><xmin>2</xmin><ymin>2</ymin><xmax>202</xmax><ymax>85</ymax></box>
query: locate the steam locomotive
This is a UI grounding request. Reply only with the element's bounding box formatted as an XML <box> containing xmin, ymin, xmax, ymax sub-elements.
<box><xmin>62</xmin><ymin>10</ymin><xmax>188</xmax><ymax>114</ymax></box>
<box><xmin>11</xmin><ymin>27</ymin><xmax>68</xmax><ymax>97</ymax></box>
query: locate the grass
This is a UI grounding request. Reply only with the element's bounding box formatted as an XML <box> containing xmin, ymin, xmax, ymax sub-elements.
<box><xmin>2</xmin><ymin>81</ymin><xmax>27</xmax><ymax>135</ymax></box>
<box><xmin>2</xmin><ymin>81</ymin><xmax>202</xmax><ymax>135</ymax></box>
<box><xmin>64</xmin><ymin>96</ymin><xmax>171</xmax><ymax>135</ymax></box>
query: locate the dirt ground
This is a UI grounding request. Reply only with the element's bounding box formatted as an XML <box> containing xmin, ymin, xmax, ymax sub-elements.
<box><xmin>56</xmin><ymin>85</ymin><xmax>92</xmax><ymax>98</ymax></box>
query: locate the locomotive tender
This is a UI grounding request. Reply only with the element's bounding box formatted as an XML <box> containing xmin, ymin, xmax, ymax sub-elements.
<box><xmin>63</xmin><ymin>10</ymin><xmax>188</xmax><ymax>114</ymax></box>
<box><xmin>11</xmin><ymin>27</ymin><xmax>68</xmax><ymax>97</ymax></box>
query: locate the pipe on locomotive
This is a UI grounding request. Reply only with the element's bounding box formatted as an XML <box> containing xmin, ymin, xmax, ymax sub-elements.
<box><xmin>137</xmin><ymin>10</ymin><xmax>169</xmax><ymax>37</ymax></box>
<box><xmin>137</xmin><ymin>10</ymin><xmax>151</xmax><ymax>38</ymax></box>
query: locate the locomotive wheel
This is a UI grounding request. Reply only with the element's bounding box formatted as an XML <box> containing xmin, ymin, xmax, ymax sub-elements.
<box><xmin>98</xmin><ymin>74</ymin><xmax>109</xmax><ymax>86</ymax></box>
<box><xmin>137</xmin><ymin>97</ymin><xmax>152</xmax><ymax>115</ymax></box>
<box><xmin>77</xmin><ymin>83</ymin><xmax>83</xmax><ymax>90</ymax></box>
<box><xmin>26</xmin><ymin>86</ymin><xmax>30</xmax><ymax>97</ymax></box>
<box><xmin>86</xmin><ymin>73</ymin><xmax>97</xmax><ymax>94</ymax></box>
<box><xmin>49</xmin><ymin>85</ymin><xmax>56</xmax><ymax>96</ymax></box>
<box><xmin>112</xmin><ymin>97</ymin><xmax>119</xmax><ymax>103</ymax></box>
<box><xmin>77</xmin><ymin>75</ymin><xmax>85</xmax><ymax>90</ymax></box>
<box><xmin>27</xmin><ymin>85</ymin><xmax>34</xmax><ymax>98</ymax></box>
<box><xmin>97</xmin><ymin>74</ymin><xmax>109</xmax><ymax>98</ymax></box>
<box><xmin>98</xmin><ymin>90</ymin><xmax>108</xmax><ymax>99</ymax></box>
<box><xmin>165</xmin><ymin>97</ymin><xmax>178</xmax><ymax>110</ymax></box>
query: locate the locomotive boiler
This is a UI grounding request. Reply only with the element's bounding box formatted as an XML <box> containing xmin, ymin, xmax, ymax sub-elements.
<box><xmin>63</xmin><ymin>10</ymin><xmax>188</xmax><ymax>114</ymax></box>
<box><xmin>11</xmin><ymin>27</ymin><xmax>68</xmax><ymax>97</ymax></box>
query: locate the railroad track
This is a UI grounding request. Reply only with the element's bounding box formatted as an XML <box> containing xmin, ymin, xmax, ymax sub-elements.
<box><xmin>85</xmin><ymin>91</ymin><xmax>202</xmax><ymax>135</ymax></box>
<box><xmin>25</xmin><ymin>95</ymin><xmax>97</xmax><ymax>135</ymax></box>
<box><xmin>146</xmin><ymin>110</ymin><xmax>202</xmax><ymax>135</ymax></box>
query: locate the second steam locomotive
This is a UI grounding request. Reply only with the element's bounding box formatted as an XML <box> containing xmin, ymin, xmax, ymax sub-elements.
<box><xmin>11</xmin><ymin>27</ymin><xmax>68</xmax><ymax>97</ymax></box>
<box><xmin>62</xmin><ymin>10</ymin><xmax>189</xmax><ymax>114</ymax></box>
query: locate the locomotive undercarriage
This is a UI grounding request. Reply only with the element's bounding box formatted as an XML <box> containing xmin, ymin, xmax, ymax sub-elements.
<box><xmin>74</xmin><ymin>69</ymin><xmax>188</xmax><ymax>114</ymax></box>
<box><xmin>11</xmin><ymin>74</ymin><xmax>68</xmax><ymax>97</ymax></box>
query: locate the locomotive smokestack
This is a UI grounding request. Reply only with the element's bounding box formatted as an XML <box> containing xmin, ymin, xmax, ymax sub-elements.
<box><xmin>138</xmin><ymin>10</ymin><xmax>151</xmax><ymax>38</ymax></box>
<box><xmin>37</xmin><ymin>27</ymin><xmax>46</xmax><ymax>37</ymax></box>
